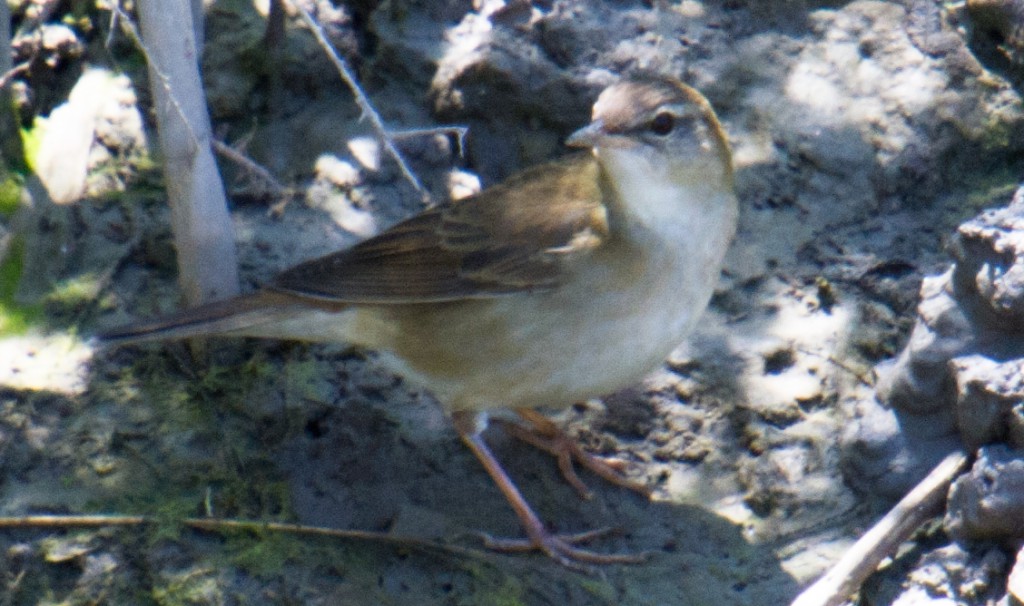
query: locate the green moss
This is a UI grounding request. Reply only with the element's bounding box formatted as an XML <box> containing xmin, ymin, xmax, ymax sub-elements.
<box><xmin>0</xmin><ymin>235</ymin><xmax>22</xmax><ymax>301</ymax></box>
<box><xmin>112</xmin><ymin>50</ymin><xmax>149</xmax><ymax>83</ymax></box>
<box><xmin>97</xmin><ymin>352</ymin><xmax>302</xmax><ymax>542</ymax></box>
<box><xmin>224</xmin><ymin>530</ymin><xmax>313</xmax><ymax>577</ymax></box>
<box><xmin>133</xmin><ymin>151</ymin><xmax>159</xmax><ymax>173</ymax></box>
<box><xmin>215</xmin><ymin>518</ymin><xmax>345</xmax><ymax>581</ymax></box>
<box><xmin>19</xmin><ymin>116</ymin><xmax>46</xmax><ymax>174</ymax></box>
<box><xmin>148</xmin><ymin>497</ymin><xmax>199</xmax><ymax>545</ymax></box>
<box><xmin>151</xmin><ymin>569</ymin><xmax>224</xmax><ymax>606</ymax></box>
<box><xmin>975</xmin><ymin>98</ymin><xmax>1024</xmax><ymax>152</ymax></box>
<box><xmin>282</xmin><ymin>355</ymin><xmax>323</xmax><ymax>403</ymax></box>
<box><xmin>577</xmin><ymin>576</ymin><xmax>618</xmax><ymax>601</ymax></box>
<box><xmin>457</xmin><ymin>562</ymin><xmax>528</xmax><ymax>606</ymax></box>
<box><xmin>965</xmin><ymin>173</ymin><xmax>1019</xmax><ymax>212</ymax></box>
<box><xmin>44</xmin><ymin>272</ymin><xmax>104</xmax><ymax>317</ymax></box>
<box><xmin>0</xmin><ymin>298</ymin><xmax>36</xmax><ymax>335</ymax></box>
<box><xmin>0</xmin><ymin>237</ymin><xmax>44</xmax><ymax>335</ymax></box>
<box><xmin>211</xmin><ymin>473</ymin><xmax>292</xmax><ymax>521</ymax></box>
<box><xmin>0</xmin><ymin>173</ymin><xmax>22</xmax><ymax>217</ymax></box>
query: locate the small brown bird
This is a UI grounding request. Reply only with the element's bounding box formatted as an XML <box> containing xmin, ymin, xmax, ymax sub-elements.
<box><xmin>98</xmin><ymin>75</ymin><xmax>737</xmax><ymax>567</ymax></box>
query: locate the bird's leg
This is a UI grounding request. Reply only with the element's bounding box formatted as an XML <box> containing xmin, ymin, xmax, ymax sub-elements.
<box><xmin>496</xmin><ymin>408</ymin><xmax>652</xmax><ymax>500</ymax></box>
<box><xmin>451</xmin><ymin>411</ymin><xmax>646</xmax><ymax>569</ymax></box>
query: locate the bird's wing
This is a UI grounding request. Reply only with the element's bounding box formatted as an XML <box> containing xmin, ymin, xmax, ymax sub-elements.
<box><xmin>271</xmin><ymin>154</ymin><xmax>610</xmax><ymax>303</ymax></box>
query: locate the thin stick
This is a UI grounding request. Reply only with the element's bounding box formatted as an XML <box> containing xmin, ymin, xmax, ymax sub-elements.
<box><xmin>387</xmin><ymin>126</ymin><xmax>471</xmax><ymax>158</ymax></box>
<box><xmin>286</xmin><ymin>1</ymin><xmax>428</xmax><ymax>200</ymax></box>
<box><xmin>212</xmin><ymin>139</ymin><xmax>290</xmax><ymax>197</ymax></box>
<box><xmin>0</xmin><ymin>513</ymin><xmax>493</xmax><ymax>561</ymax></box>
<box><xmin>790</xmin><ymin>450</ymin><xmax>969</xmax><ymax>606</ymax></box>
<box><xmin>0</xmin><ymin>514</ymin><xmax>147</xmax><ymax>528</ymax></box>
<box><xmin>184</xmin><ymin>518</ymin><xmax>491</xmax><ymax>559</ymax></box>
<box><xmin>105</xmin><ymin>2</ymin><xmax>119</xmax><ymax>48</ymax></box>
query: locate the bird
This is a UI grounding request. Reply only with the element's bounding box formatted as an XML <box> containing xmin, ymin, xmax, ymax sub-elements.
<box><xmin>97</xmin><ymin>74</ymin><xmax>738</xmax><ymax>568</ymax></box>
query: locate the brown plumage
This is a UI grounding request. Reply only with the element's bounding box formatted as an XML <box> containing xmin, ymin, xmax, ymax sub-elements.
<box><xmin>272</xmin><ymin>154</ymin><xmax>608</xmax><ymax>302</ymax></box>
<box><xmin>98</xmin><ymin>75</ymin><xmax>737</xmax><ymax>569</ymax></box>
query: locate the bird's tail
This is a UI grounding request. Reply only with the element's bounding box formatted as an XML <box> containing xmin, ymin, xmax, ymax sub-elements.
<box><xmin>95</xmin><ymin>291</ymin><xmax>324</xmax><ymax>346</ymax></box>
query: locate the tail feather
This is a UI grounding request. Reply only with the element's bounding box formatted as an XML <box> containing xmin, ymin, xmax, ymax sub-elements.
<box><xmin>96</xmin><ymin>291</ymin><xmax>318</xmax><ymax>346</ymax></box>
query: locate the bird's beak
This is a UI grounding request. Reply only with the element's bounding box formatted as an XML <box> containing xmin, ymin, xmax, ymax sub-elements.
<box><xmin>565</xmin><ymin>119</ymin><xmax>606</xmax><ymax>149</ymax></box>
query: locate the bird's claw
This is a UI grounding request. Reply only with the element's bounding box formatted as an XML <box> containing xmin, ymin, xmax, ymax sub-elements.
<box><xmin>478</xmin><ymin>526</ymin><xmax>650</xmax><ymax>572</ymax></box>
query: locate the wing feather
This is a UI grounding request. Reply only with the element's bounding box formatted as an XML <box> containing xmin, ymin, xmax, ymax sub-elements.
<box><xmin>271</xmin><ymin>154</ymin><xmax>609</xmax><ymax>303</ymax></box>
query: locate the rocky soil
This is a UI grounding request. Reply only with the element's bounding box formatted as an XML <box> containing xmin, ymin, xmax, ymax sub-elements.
<box><xmin>3</xmin><ymin>0</ymin><xmax>1024</xmax><ymax>604</ymax></box>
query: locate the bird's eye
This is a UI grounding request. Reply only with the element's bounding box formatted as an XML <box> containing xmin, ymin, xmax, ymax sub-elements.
<box><xmin>649</xmin><ymin>112</ymin><xmax>675</xmax><ymax>136</ymax></box>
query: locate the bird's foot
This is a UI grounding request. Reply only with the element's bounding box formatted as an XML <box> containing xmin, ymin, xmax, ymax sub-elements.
<box><xmin>453</xmin><ymin>412</ymin><xmax>648</xmax><ymax>571</ymax></box>
<box><xmin>500</xmin><ymin>408</ymin><xmax>652</xmax><ymax>500</ymax></box>
<box><xmin>480</xmin><ymin>527</ymin><xmax>649</xmax><ymax>571</ymax></box>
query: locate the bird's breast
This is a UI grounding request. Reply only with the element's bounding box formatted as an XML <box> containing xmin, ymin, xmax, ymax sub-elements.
<box><xmin>357</xmin><ymin>189</ymin><xmax>736</xmax><ymax>414</ymax></box>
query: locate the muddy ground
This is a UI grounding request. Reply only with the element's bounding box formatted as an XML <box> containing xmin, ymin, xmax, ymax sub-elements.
<box><xmin>2</xmin><ymin>0</ymin><xmax>1024</xmax><ymax>604</ymax></box>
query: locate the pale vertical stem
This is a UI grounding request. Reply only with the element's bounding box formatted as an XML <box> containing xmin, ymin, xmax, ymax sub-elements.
<box><xmin>136</xmin><ymin>0</ymin><xmax>239</xmax><ymax>305</ymax></box>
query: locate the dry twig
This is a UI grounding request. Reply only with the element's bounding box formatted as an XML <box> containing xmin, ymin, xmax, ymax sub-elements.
<box><xmin>286</xmin><ymin>1</ymin><xmax>429</xmax><ymax>200</ymax></box>
<box><xmin>0</xmin><ymin>513</ymin><xmax>494</xmax><ymax>562</ymax></box>
<box><xmin>388</xmin><ymin>126</ymin><xmax>471</xmax><ymax>159</ymax></box>
<box><xmin>790</xmin><ymin>450</ymin><xmax>969</xmax><ymax>606</ymax></box>
<box><xmin>212</xmin><ymin>138</ymin><xmax>290</xmax><ymax>199</ymax></box>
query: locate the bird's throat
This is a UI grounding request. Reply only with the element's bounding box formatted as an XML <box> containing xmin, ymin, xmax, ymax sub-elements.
<box><xmin>598</xmin><ymin>149</ymin><xmax>737</xmax><ymax>254</ymax></box>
